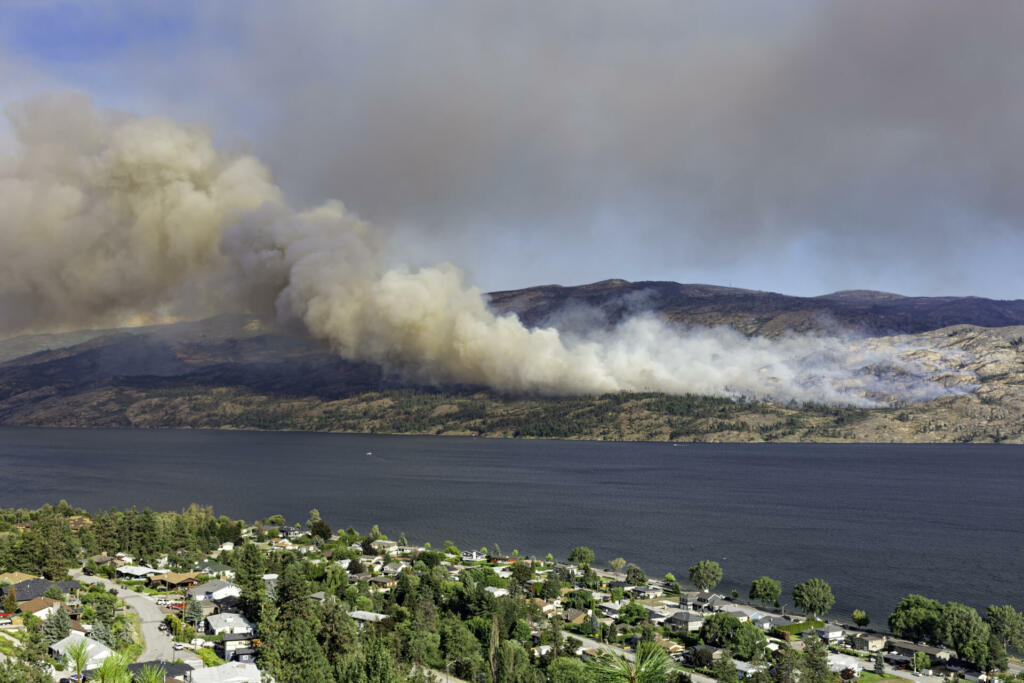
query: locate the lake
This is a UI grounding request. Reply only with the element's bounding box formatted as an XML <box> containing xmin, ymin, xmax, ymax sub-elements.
<box><xmin>1</xmin><ymin>427</ymin><xmax>1022</xmax><ymax>624</ymax></box>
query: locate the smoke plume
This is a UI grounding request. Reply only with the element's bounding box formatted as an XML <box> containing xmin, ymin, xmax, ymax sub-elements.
<box><xmin>0</xmin><ymin>95</ymin><xmax>966</xmax><ymax>405</ymax></box>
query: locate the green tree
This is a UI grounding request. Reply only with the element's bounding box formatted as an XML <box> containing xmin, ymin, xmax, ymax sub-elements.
<box><xmin>609</xmin><ymin>558</ymin><xmax>627</xmax><ymax>573</ymax></box>
<box><xmin>873</xmin><ymin>653</ymin><xmax>885</xmax><ymax>676</ymax></box>
<box><xmin>565</xmin><ymin>590</ymin><xmax>596</xmax><ymax>611</ymax></box>
<box><xmin>775</xmin><ymin>644</ymin><xmax>803</xmax><ymax>683</ymax></box>
<box><xmin>1</xmin><ymin>587</ymin><xmax>16</xmax><ymax>613</ymax></box>
<box><xmin>66</xmin><ymin>638</ymin><xmax>91</xmax><ymax>682</ymax></box>
<box><xmin>732</xmin><ymin>622</ymin><xmax>768</xmax><ymax>662</ymax></box>
<box><xmin>496</xmin><ymin>640</ymin><xmax>535</xmax><ymax>683</ymax></box>
<box><xmin>92</xmin><ymin>652</ymin><xmax>131</xmax><ymax>683</ymax></box>
<box><xmin>792</xmin><ymin>578</ymin><xmax>834</xmax><ymax>619</ymax></box>
<box><xmin>233</xmin><ymin>542</ymin><xmax>266</xmax><ymax>622</ymax></box>
<box><xmin>569</xmin><ymin>547</ymin><xmax>596</xmax><ymax>568</ymax></box>
<box><xmin>549</xmin><ymin>656</ymin><xmax>594</xmax><ymax>683</ymax></box>
<box><xmin>136</xmin><ymin>664</ymin><xmax>168</xmax><ymax>683</ymax></box>
<box><xmin>712</xmin><ymin>651</ymin><xmax>739</xmax><ymax>683</ymax></box>
<box><xmin>689</xmin><ymin>561</ymin><xmax>723</xmax><ymax>591</ymax></box>
<box><xmin>41</xmin><ymin>606</ymin><xmax>71</xmax><ymax>644</ymax></box>
<box><xmin>539</xmin><ymin>573</ymin><xmax>562</xmax><ymax>599</ymax></box>
<box><xmin>939</xmin><ymin>602</ymin><xmax>989</xmax><ymax>661</ymax></box>
<box><xmin>43</xmin><ymin>585</ymin><xmax>65</xmax><ymax>600</ymax></box>
<box><xmin>749</xmin><ymin>577</ymin><xmax>781</xmax><ymax>606</ymax></box>
<box><xmin>985</xmin><ymin>633</ymin><xmax>1008</xmax><ymax>672</ymax></box>
<box><xmin>586</xmin><ymin>640</ymin><xmax>672</xmax><ymax>683</ymax></box>
<box><xmin>619</xmin><ymin>601</ymin><xmax>649</xmax><ymax>626</ymax></box>
<box><xmin>511</xmin><ymin>560</ymin><xmax>534</xmax><ymax>584</ymax></box>
<box><xmin>799</xmin><ymin>635</ymin><xmax>833</xmax><ymax>683</ymax></box>
<box><xmin>184</xmin><ymin>598</ymin><xmax>203</xmax><ymax>627</ymax></box>
<box><xmin>626</xmin><ymin>566</ymin><xmax>648</xmax><ymax>586</ymax></box>
<box><xmin>888</xmin><ymin>594</ymin><xmax>943</xmax><ymax>643</ymax></box>
<box><xmin>851</xmin><ymin>610</ymin><xmax>869</xmax><ymax>627</ymax></box>
<box><xmin>911</xmin><ymin>651</ymin><xmax>931</xmax><ymax>673</ymax></box>
<box><xmin>701</xmin><ymin>613</ymin><xmax>742</xmax><ymax>647</ymax></box>
<box><xmin>985</xmin><ymin>604</ymin><xmax>1024</xmax><ymax>652</ymax></box>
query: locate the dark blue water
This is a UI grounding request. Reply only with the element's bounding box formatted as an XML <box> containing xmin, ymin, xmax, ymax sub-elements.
<box><xmin>1</xmin><ymin>427</ymin><xmax>1022</xmax><ymax>625</ymax></box>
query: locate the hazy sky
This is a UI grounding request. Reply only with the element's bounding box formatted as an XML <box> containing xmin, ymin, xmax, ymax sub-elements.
<box><xmin>2</xmin><ymin>1</ymin><xmax>1022</xmax><ymax>298</ymax></box>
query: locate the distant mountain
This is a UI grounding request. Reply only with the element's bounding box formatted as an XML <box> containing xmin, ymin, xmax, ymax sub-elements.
<box><xmin>1</xmin><ymin>280</ymin><xmax>1023</xmax><ymax>442</ymax></box>
<box><xmin>488</xmin><ymin>279</ymin><xmax>1024</xmax><ymax>336</ymax></box>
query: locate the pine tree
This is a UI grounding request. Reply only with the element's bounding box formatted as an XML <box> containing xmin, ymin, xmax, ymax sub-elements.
<box><xmin>41</xmin><ymin>606</ymin><xmax>71</xmax><ymax>644</ymax></box>
<box><xmin>1</xmin><ymin>587</ymin><xmax>16</xmax><ymax>613</ymax></box>
<box><xmin>184</xmin><ymin>598</ymin><xmax>203</xmax><ymax>627</ymax></box>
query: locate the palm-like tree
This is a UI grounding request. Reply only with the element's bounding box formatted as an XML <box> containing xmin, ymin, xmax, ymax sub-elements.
<box><xmin>136</xmin><ymin>663</ymin><xmax>168</xmax><ymax>683</ymax></box>
<box><xmin>586</xmin><ymin>641</ymin><xmax>672</xmax><ymax>683</ymax></box>
<box><xmin>93</xmin><ymin>652</ymin><xmax>132</xmax><ymax>683</ymax></box>
<box><xmin>66</xmin><ymin>638</ymin><xmax>90</xmax><ymax>682</ymax></box>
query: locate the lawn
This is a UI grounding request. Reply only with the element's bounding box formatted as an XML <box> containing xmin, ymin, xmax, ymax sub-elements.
<box><xmin>774</xmin><ymin>619</ymin><xmax>825</xmax><ymax>635</ymax></box>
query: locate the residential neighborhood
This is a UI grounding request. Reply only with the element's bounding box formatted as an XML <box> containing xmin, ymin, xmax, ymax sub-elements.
<box><xmin>1</xmin><ymin>504</ymin><xmax>1022</xmax><ymax>683</ymax></box>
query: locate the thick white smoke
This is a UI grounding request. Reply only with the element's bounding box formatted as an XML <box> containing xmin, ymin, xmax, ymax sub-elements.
<box><xmin>0</xmin><ymin>95</ymin><xmax>965</xmax><ymax>405</ymax></box>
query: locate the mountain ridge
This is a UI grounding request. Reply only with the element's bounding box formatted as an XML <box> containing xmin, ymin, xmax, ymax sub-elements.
<box><xmin>2</xmin><ymin>279</ymin><xmax>1023</xmax><ymax>443</ymax></box>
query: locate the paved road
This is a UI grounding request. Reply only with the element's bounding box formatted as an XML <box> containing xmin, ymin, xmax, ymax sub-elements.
<box><xmin>70</xmin><ymin>571</ymin><xmax>202</xmax><ymax>668</ymax></box>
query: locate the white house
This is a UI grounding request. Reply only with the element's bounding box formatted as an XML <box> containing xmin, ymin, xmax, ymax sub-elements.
<box><xmin>349</xmin><ymin>610</ymin><xmax>390</xmax><ymax>627</ymax></box>
<box><xmin>116</xmin><ymin>565</ymin><xmax>164</xmax><ymax>579</ymax></box>
<box><xmin>51</xmin><ymin>633</ymin><xmax>112</xmax><ymax>670</ymax></box>
<box><xmin>484</xmin><ymin>586</ymin><xmax>509</xmax><ymax>598</ymax></box>
<box><xmin>190</xmin><ymin>661</ymin><xmax>262</xmax><ymax>683</ymax></box>
<box><xmin>206</xmin><ymin>612</ymin><xmax>256</xmax><ymax>636</ymax></box>
<box><xmin>187</xmin><ymin>579</ymin><xmax>241</xmax><ymax>602</ymax></box>
<box><xmin>461</xmin><ymin>550</ymin><xmax>487</xmax><ymax>562</ymax></box>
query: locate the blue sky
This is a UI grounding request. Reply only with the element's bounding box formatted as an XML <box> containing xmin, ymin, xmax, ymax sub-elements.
<box><xmin>2</xmin><ymin>1</ymin><xmax>1023</xmax><ymax>299</ymax></box>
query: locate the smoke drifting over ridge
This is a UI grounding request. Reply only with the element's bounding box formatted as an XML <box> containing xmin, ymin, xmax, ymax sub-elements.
<box><xmin>0</xmin><ymin>95</ymin><xmax>964</xmax><ymax>405</ymax></box>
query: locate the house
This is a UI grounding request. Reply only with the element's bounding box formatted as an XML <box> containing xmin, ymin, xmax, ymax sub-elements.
<box><xmin>682</xmin><ymin>591</ymin><xmax>725</xmax><ymax>612</ymax></box>
<box><xmin>756</xmin><ymin>615</ymin><xmax>795</xmax><ymax>632</ymax></box>
<box><xmin>0</xmin><ymin>571</ymin><xmax>37</xmax><ymax>585</ymax></box>
<box><xmin>685</xmin><ymin>645</ymin><xmax>724</xmax><ymax>664</ymax></box>
<box><xmin>736</xmin><ymin>660</ymin><xmax>768</xmax><ymax>679</ymax></box>
<box><xmin>849</xmin><ymin>632</ymin><xmax>886</xmax><ymax>652</ymax></box>
<box><xmin>532</xmin><ymin>598</ymin><xmax>557</xmax><ymax>615</ymax></box>
<box><xmin>217</xmin><ymin>632</ymin><xmax>257</xmax><ymax>663</ymax></box>
<box><xmin>646</xmin><ymin>607</ymin><xmax>672</xmax><ymax>626</ymax></box>
<box><xmin>635</xmin><ymin>585</ymin><xmax>664</xmax><ymax>599</ymax></box>
<box><xmin>382</xmin><ymin>562</ymin><xmax>405</xmax><ymax>576</ymax></box>
<box><xmin>205</xmin><ymin>612</ymin><xmax>255</xmax><ymax>636</ymax></box>
<box><xmin>18</xmin><ymin>596</ymin><xmax>64</xmax><ymax>620</ymax></box>
<box><xmin>666</xmin><ymin>610</ymin><xmax>705</xmax><ymax>633</ymax></box>
<box><xmin>190</xmin><ymin>661</ymin><xmax>262</xmax><ymax>683</ymax></box>
<box><xmin>309</xmin><ymin>591</ymin><xmax>328</xmax><ymax>604</ymax></box>
<box><xmin>484</xmin><ymin>586</ymin><xmax>509</xmax><ymax>598</ymax></box>
<box><xmin>727</xmin><ymin>606</ymin><xmax>765</xmax><ymax>621</ymax></box>
<box><xmin>195</xmin><ymin>559</ymin><xmax>235</xmax><ymax>579</ymax></box>
<box><xmin>827</xmin><ymin>653</ymin><xmax>863</xmax><ymax>674</ymax></box>
<box><xmin>370</xmin><ymin>539</ymin><xmax>399</xmax><ymax>555</ymax></box>
<box><xmin>461</xmin><ymin>550</ymin><xmax>487</xmax><ymax>562</ymax></box>
<box><xmin>1</xmin><ymin>578</ymin><xmax>79</xmax><ymax>603</ymax></box>
<box><xmin>89</xmin><ymin>554</ymin><xmax>115</xmax><ymax>568</ymax></box>
<box><xmin>348</xmin><ymin>610</ymin><xmax>389</xmax><ymax>627</ymax></box>
<box><xmin>149</xmin><ymin>572</ymin><xmax>201</xmax><ymax>591</ymax></box>
<box><xmin>116</xmin><ymin>565</ymin><xmax>163</xmax><ymax>580</ymax></box>
<box><xmin>888</xmin><ymin>639</ymin><xmax>954</xmax><ymax>662</ymax></box>
<box><xmin>723</xmin><ymin>607</ymin><xmax>752</xmax><ymax>623</ymax></box>
<box><xmin>187</xmin><ymin>579</ymin><xmax>241</xmax><ymax>602</ymax></box>
<box><xmin>562</xmin><ymin>608</ymin><xmax>589</xmax><ymax>625</ymax></box>
<box><xmin>369</xmin><ymin>575</ymin><xmax>398</xmax><ymax>591</ymax></box>
<box><xmin>599</xmin><ymin>600</ymin><xmax>627</xmax><ymax>619</ymax></box>
<box><xmin>50</xmin><ymin>632</ymin><xmax>112</xmax><ymax>670</ymax></box>
<box><xmin>817</xmin><ymin>624</ymin><xmax>845</xmax><ymax>643</ymax></box>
